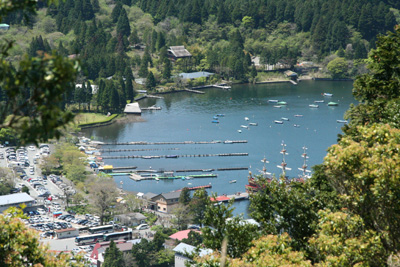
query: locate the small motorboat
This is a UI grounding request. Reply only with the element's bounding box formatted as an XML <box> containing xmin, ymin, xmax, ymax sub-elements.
<box><xmin>337</xmin><ymin>120</ymin><xmax>348</xmax><ymax>123</ymax></box>
<box><xmin>328</xmin><ymin>102</ymin><xmax>339</xmax><ymax>106</ymax></box>
<box><xmin>240</xmin><ymin>125</ymin><xmax>249</xmax><ymax>129</ymax></box>
<box><xmin>155</xmin><ymin>177</ymin><xmax>159</xmax><ymax>181</ymax></box>
<box><xmin>229</xmin><ymin>180</ymin><xmax>237</xmax><ymax>183</ymax></box>
<box><xmin>216</xmin><ymin>114</ymin><xmax>225</xmax><ymax>117</ymax></box>
<box><xmin>212</xmin><ymin>120</ymin><xmax>219</xmax><ymax>123</ymax></box>
<box><xmin>294</xmin><ymin>124</ymin><xmax>300</xmax><ymax>127</ymax></box>
<box><xmin>213</xmin><ymin>116</ymin><xmax>219</xmax><ymax>120</ymax></box>
<box><xmin>281</xmin><ymin>117</ymin><xmax>289</xmax><ymax>121</ymax></box>
<box><xmin>323</xmin><ymin>93</ymin><xmax>333</xmax><ymax>97</ymax></box>
<box><xmin>273</xmin><ymin>105</ymin><xmax>282</xmax><ymax>108</ymax></box>
<box><xmin>274</xmin><ymin>120</ymin><xmax>284</xmax><ymax>124</ymax></box>
<box><xmin>224</xmin><ymin>140</ymin><xmax>233</xmax><ymax>144</ymax></box>
<box><xmin>244</xmin><ymin>117</ymin><xmax>250</xmax><ymax>121</ymax></box>
<box><xmin>277</xmin><ymin>101</ymin><xmax>287</xmax><ymax>105</ymax></box>
<box><xmin>166</xmin><ymin>155</ymin><xmax>178</xmax><ymax>158</ymax></box>
<box><xmin>314</xmin><ymin>100</ymin><xmax>325</xmax><ymax>103</ymax></box>
<box><xmin>142</xmin><ymin>156</ymin><xmax>152</xmax><ymax>159</ymax></box>
<box><xmin>294</xmin><ymin>114</ymin><xmax>303</xmax><ymax>117</ymax></box>
<box><xmin>309</xmin><ymin>104</ymin><xmax>319</xmax><ymax>108</ymax></box>
<box><xmin>202</xmin><ymin>169</ymin><xmax>213</xmax><ymax>172</ymax></box>
<box><xmin>249</xmin><ymin>122</ymin><xmax>258</xmax><ymax>126</ymax></box>
<box><xmin>237</xmin><ymin>130</ymin><xmax>242</xmax><ymax>133</ymax></box>
<box><xmin>268</xmin><ymin>100</ymin><xmax>278</xmax><ymax>103</ymax></box>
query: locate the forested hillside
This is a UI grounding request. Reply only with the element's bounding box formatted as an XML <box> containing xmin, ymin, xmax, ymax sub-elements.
<box><xmin>1</xmin><ymin>0</ymin><xmax>399</xmax><ymax>114</ymax></box>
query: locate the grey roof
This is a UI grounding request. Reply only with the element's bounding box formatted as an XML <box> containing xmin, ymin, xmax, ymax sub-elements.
<box><xmin>116</xmin><ymin>213</ymin><xmax>146</xmax><ymax>220</ymax></box>
<box><xmin>143</xmin><ymin>192</ymin><xmax>157</xmax><ymax>200</ymax></box>
<box><xmin>161</xmin><ymin>191</ymin><xmax>181</xmax><ymax>200</ymax></box>
<box><xmin>124</xmin><ymin>102</ymin><xmax>142</xmax><ymax>114</ymax></box>
<box><xmin>0</xmin><ymin>193</ymin><xmax>34</xmax><ymax>206</ymax></box>
<box><xmin>173</xmin><ymin>242</ymin><xmax>212</xmax><ymax>257</ymax></box>
<box><xmin>178</xmin><ymin>72</ymin><xmax>214</xmax><ymax>80</ymax></box>
<box><xmin>169</xmin><ymin>46</ymin><xmax>192</xmax><ymax>58</ymax></box>
<box><xmin>127</xmin><ymin>239</ymin><xmax>142</xmax><ymax>245</ymax></box>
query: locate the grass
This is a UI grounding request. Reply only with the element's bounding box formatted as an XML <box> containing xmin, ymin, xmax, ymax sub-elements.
<box><xmin>73</xmin><ymin>113</ymin><xmax>110</xmax><ymax>125</ymax></box>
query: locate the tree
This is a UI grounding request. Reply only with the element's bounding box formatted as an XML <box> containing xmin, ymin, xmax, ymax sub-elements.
<box><xmin>324</xmin><ymin>124</ymin><xmax>400</xmax><ymax>251</ymax></box>
<box><xmin>145</xmin><ymin>71</ymin><xmax>156</xmax><ymax>90</ymax></box>
<box><xmin>103</xmin><ymin>240</ymin><xmax>124</xmax><ymax>267</ymax></box>
<box><xmin>189</xmin><ymin>188</ymin><xmax>209</xmax><ymax>227</ymax></box>
<box><xmin>111</xmin><ymin>1</ymin><xmax>123</xmax><ymax>23</ymax></box>
<box><xmin>179</xmin><ymin>187</ymin><xmax>191</xmax><ymax>205</ymax></box>
<box><xmin>131</xmin><ymin>239</ymin><xmax>151</xmax><ymax>267</ymax></box>
<box><xmin>171</xmin><ymin>204</ymin><xmax>192</xmax><ymax>230</ymax></box>
<box><xmin>162</xmin><ymin>58</ymin><xmax>172</xmax><ymax>81</ymax></box>
<box><xmin>326</xmin><ymin>57</ymin><xmax>348</xmax><ymax>79</ymax></box>
<box><xmin>125</xmin><ymin>68</ymin><xmax>135</xmax><ymax>102</ymax></box>
<box><xmin>116</xmin><ymin>8</ymin><xmax>131</xmax><ymax>37</ymax></box>
<box><xmin>88</xmin><ymin>176</ymin><xmax>118</xmax><ymax>225</ymax></box>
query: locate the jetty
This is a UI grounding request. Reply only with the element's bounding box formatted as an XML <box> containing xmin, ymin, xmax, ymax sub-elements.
<box><xmin>146</xmin><ymin>95</ymin><xmax>164</xmax><ymax>99</ymax></box>
<box><xmin>174</xmin><ymin>167</ymin><xmax>248</xmax><ymax>173</ymax></box>
<box><xmin>101</xmin><ymin>152</ymin><xmax>248</xmax><ymax>159</ymax></box>
<box><xmin>289</xmin><ymin>80</ymin><xmax>298</xmax><ymax>85</ymax></box>
<box><xmin>213</xmin><ymin>84</ymin><xmax>231</xmax><ymax>90</ymax></box>
<box><xmin>184</xmin><ymin>88</ymin><xmax>205</xmax><ymax>94</ymax></box>
<box><xmin>129</xmin><ymin>173</ymin><xmax>218</xmax><ymax>181</ymax></box>
<box><xmin>210</xmin><ymin>192</ymin><xmax>249</xmax><ymax>202</ymax></box>
<box><xmin>176</xmin><ymin>185</ymin><xmax>212</xmax><ymax>191</ymax></box>
<box><xmin>100</xmin><ymin>140</ymin><xmax>247</xmax><ymax>146</ymax></box>
<box><xmin>99</xmin><ymin>148</ymin><xmax>179</xmax><ymax>153</ymax></box>
<box><xmin>141</xmin><ymin>106</ymin><xmax>162</xmax><ymax>110</ymax></box>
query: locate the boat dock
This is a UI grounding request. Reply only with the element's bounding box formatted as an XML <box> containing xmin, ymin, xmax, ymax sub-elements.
<box><xmin>130</xmin><ymin>173</ymin><xmax>218</xmax><ymax>181</ymax></box>
<box><xmin>146</xmin><ymin>95</ymin><xmax>164</xmax><ymax>99</ymax></box>
<box><xmin>101</xmin><ymin>152</ymin><xmax>248</xmax><ymax>159</ymax></box>
<box><xmin>100</xmin><ymin>140</ymin><xmax>247</xmax><ymax>146</ymax></box>
<box><xmin>99</xmin><ymin>148</ymin><xmax>179</xmax><ymax>153</ymax></box>
<box><xmin>175</xmin><ymin>167</ymin><xmax>248</xmax><ymax>173</ymax></box>
<box><xmin>175</xmin><ymin>185</ymin><xmax>212</xmax><ymax>191</ymax></box>
<box><xmin>213</xmin><ymin>84</ymin><xmax>231</xmax><ymax>90</ymax></box>
<box><xmin>211</xmin><ymin>192</ymin><xmax>249</xmax><ymax>202</ymax></box>
<box><xmin>184</xmin><ymin>88</ymin><xmax>205</xmax><ymax>94</ymax></box>
<box><xmin>289</xmin><ymin>80</ymin><xmax>298</xmax><ymax>85</ymax></box>
<box><xmin>141</xmin><ymin>106</ymin><xmax>162</xmax><ymax>110</ymax></box>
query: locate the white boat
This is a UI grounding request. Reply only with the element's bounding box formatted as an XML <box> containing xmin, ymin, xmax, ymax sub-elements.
<box><xmin>281</xmin><ymin>117</ymin><xmax>289</xmax><ymax>121</ymax></box>
<box><xmin>244</xmin><ymin>117</ymin><xmax>250</xmax><ymax>121</ymax></box>
<box><xmin>237</xmin><ymin>130</ymin><xmax>242</xmax><ymax>133</ymax></box>
<box><xmin>274</xmin><ymin>120</ymin><xmax>284</xmax><ymax>124</ymax></box>
<box><xmin>314</xmin><ymin>100</ymin><xmax>325</xmax><ymax>103</ymax></box>
<box><xmin>229</xmin><ymin>180</ymin><xmax>237</xmax><ymax>183</ymax></box>
<box><xmin>273</xmin><ymin>105</ymin><xmax>282</xmax><ymax>108</ymax></box>
<box><xmin>309</xmin><ymin>104</ymin><xmax>319</xmax><ymax>108</ymax></box>
<box><xmin>277</xmin><ymin>142</ymin><xmax>291</xmax><ymax>176</ymax></box>
<box><xmin>294</xmin><ymin>114</ymin><xmax>303</xmax><ymax>117</ymax></box>
<box><xmin>249</xmin><ymin>122</ymin><xmax>258</xmax><ymax>126</ymax></box>
<box><xmin>268</xmin><ymin>100</ymin><xmax>278</xmax><ymax>103</ymax></box>
<box><xmin>155</xmin><ymin>177</ymin><xmax>159</xmax><ymax>181</ymax></box>
<box><xmin>240</xmin><ymin>125</ymin><xmax>249</xmax><ymax>129</ymax></box>
<box><xmin>298</xmin><ymin>146</ymin><xmax>312</xmax><ymax>179</ymax></box>
<box><xmin>337</xmin><ymin>120</ymin><xmax>348</xmax><ymax>123</ymax></box>
<box><xmin>294</xmin><ymin>124</ymin><xmax>300</xmax><ymax>127</ymax></box>
<box><xmin>224</xmin><ymin>140</ymin><xmax>233</xmax><ymax>144</ymax></box>
<box><xmin>202</xmin><ymin>169</ymin><xmax>213</xmax><ymax>172</ymax></box>
<box><xmin>323</xmin><ymin>93</ymin><xmax>333</xmax><ymax>97</ymax></box>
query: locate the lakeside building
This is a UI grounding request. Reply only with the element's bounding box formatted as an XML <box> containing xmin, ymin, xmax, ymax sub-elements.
<box><xmin>168</xmin><ymin>46</ymin><xmax>192</xmax><ymax>61</ymax></box>
<box><xmin>0</xmin><ymin>23</ymin><xmax>10</xmax><ymax>30</ymax></box>
<box><xmin>124</xmin><ymin>102</ymin><xmax>142</xmax><ymax>115</ymax></box>
<box><xmin>0</xmin><ymin>193</ymin><xmax>34</xmax><ymax>212</ymax></box>
<box><xmin>177</xmin><ymin>71</ymin><xmax>214</xmax><ymax>80</ymax></box>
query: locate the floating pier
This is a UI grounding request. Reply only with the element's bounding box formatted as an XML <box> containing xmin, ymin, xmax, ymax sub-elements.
<box><xmin>100</xmin><ymin>140</ymin><xmax>247</xmax><ymax>146</ymax></box>
<box><xmin>146</xmin><ymin>95</ymin><xmax>164</xmax><ymax>99</ymax></box>
<box><xmin>184</xmin><ymin>88</ymin><xmax>205</xmax><ymax>94</ymax></box>
<box><xmin>176</xmin><ymin>185</ymin><xmax>212</xmax><ymax>191</ymax></box>
<box><xmin>213</xmin><ymin>84</ymin><xmax>231</xmax><ymax>90</ymax></box>
<box><xmin>129</xmin><ymin>173</ymin><xmax>218</xmax><ymax>181</ymax></box>
<box><xmin>101</xmin><ymin>153</ymin><xmax>248</xmax><ymax>159</ymax></box>
<box><xmin>210</xmin><ymin>192</ymin><xmax>249</xmax><ymax>202</ymax></box>
<box><xmin>99</xmin><ymin>148</ymin><xmax>179</xmax><ymax>153</ymax></box>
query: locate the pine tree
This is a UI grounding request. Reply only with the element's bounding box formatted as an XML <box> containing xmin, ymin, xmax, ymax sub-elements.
<box><xmin>162</xmin><ymin>59</ymin><xmax>172</xmax><ymax>80</ymax></box>
<box><xmin>116</xmin><ymin>8</ymin><xmax>131</xmax><ymax>37</ymax></box>
<box><xmin>86</xmin><ymin>81</ymin><xmax>93</xmax><ymax>111</ymax></box>
<box><xmin>129</xmin><ymin>28</ymin><xmax>140</xmax><ymax>45</ymax></box>
<box><xmin>156</xmin><ymin>31</ymin><xmax>166</xmax><ymax>51</ymax></box>
<box><xmin>146</xmin><ymin>71</ymin><xmax>156</xmax><ymax>90</ymax></box>
<box><xmin>103</xmin><ymin>240</ymin><xmax>124</xmax><ymax>267</ymax></box>
<box><xmin>125</xmin><ymin>68</ymin><xmax>134</xmax><ymax>102</ymax></box>
<box><xmin>91</xmin><ymin>0</ymin><xmax>100</xmax><ymax>13</ymax></box>
<box><xmin>138</xmin><ymin>58</ymin><xmax>148</xmax><ymax>78</ymax></box>
<box><xmin>82</xmin><ymin>0</ymin><xmax>95</xmax><ymax>21</ymax></box>
<box><xmin>111</xmin><ymin>2</ymin><xmax>123</xmax><ymax>23</ymax></box>
<box><xmin>109</xmin><ymin>83</ymin><xmax>120</xmax><ymax>112</ymax></box>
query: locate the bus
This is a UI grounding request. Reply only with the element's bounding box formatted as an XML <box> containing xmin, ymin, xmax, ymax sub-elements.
<box><xmin>75</xmin><ymin>234</ymin><xmax>104</xmax><ymax>246</ymax></box>
<box><xmin>103</xmin><ymin>230</ymin><xmax>132</xmax><ymax>242</ymax></box>
<box><xmin>88</xmin><ymin>225</ymin><xmax>114</xmax><ymax>235</ymax></box>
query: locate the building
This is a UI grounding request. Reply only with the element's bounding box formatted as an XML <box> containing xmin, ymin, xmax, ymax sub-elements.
<box><xmin>0</xmin><ymin>193</ymin><xmax>34</xmax><ymax>212</ymax></box>
<box><xmin>151</xmin><ymin>191</ymin><xmax>181</xmax><ymax>213</ymax></box>
<box><xmin>173</xmin><ymin>243</ymin><xmax>212</xmax><ymax>267</ymax></box>
<box><xmin>168</xmin><ymin>46</ymin><xmax>192</xmax><ymax>61</ymax></box>
<box><xmin>284</xmin><ymin>70</ymin><xmax>298</xmax><ymax>80</ymax></box>
<box><xmin>76</xmin><ymin>83</ymin><xmax>99</xmax><ymax>94</ymax></box>
<box><xmin>55</xmin><ymin>228</ymin><xmax>79</xmax><ymax>239</ymax></box>
<box><xmin>91</xmin><ymin>239</ymin><xmax>141</xmax><ymax>266</ymax></box>
<box><xmin>178</xmin><ymin>71</ymin><xmax>214</xmax><ymax>80</ymax></box>
<box><xmin>124</xmin><ymin>102</ymin><xmax>142</xmax><ymax>115</ymax></box>
<box><xmin>0</xmin><ymin>23</ymin><xmax>10</xmax><ymax>30</ymax></box>
<box><xmin>114</xmin><ymin>213</ymin><xmax>147</xmax><ymax>227</ymax></box>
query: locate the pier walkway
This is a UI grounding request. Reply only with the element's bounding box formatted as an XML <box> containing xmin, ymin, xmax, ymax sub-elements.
<box><xmin>211</xmin><ymin>192</ymin><xmax>249</xmax><ymax>202</ymax></box>
<box><xmin>184</xmin><ymin>88</ymin><xmax>205</xmax><ymax>94</ymax></box>
<box><xmin>101</xmin><ymin>152</ymin><xmax>248</xmax><ymax>159</ymax></box>
<box><xmin>100</xmin><ymin>140</ymin><xmax>247</xmax><ymax>146</ymax></box>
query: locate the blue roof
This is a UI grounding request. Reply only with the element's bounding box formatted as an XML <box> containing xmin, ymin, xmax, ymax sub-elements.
<box><xmin>178</xmin><ymin>72</ymin><xmax>214</xmax><ymax>80</ymax></box>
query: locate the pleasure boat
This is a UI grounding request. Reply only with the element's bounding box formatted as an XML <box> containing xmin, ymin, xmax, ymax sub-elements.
<box><xmin>323</xmin><ymin>93</ymin><xmax>333</xmax><ymax>97</ymax></box>
<box><xmin>309</xmin><ymin>104</ymin><xmax>319</xmax><ymax>108</ymax></box>
<box><xmin>274</xmin><ymin>120</ymin><xmax>284</xmax><ymax>124</ymax></box>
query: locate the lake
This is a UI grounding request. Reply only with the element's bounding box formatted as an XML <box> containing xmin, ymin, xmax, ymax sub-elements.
<box><xmin>83</xmin><ymin>80</ymin><xmax>355</xmax><ymax>217</ymax></box>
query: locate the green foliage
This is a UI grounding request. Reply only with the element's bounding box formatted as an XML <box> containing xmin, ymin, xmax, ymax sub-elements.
<box><xmin>189</xmin><ymin>188</ymin><xmax>209</xmax><ymax>227</ymax></box>
<box><xmin>326</xmin><ymin>57</ymin><xmax>348</xmax><ymax>79</ymax></box>
<box><xmin>145</xmin><ymin>71</ymin><xmax>156</xmax><ymax>90</ymax></box>
<box><xmin>103</xmin><ymin>240</ymin><xmax>124</xmax><ymax>267</ymax></box>
<box><xmin>179</xmin><ymin>187</ymin><xmax>191</xmax><ymax>205</ymax></box>
<box><xmin>182</xmin><ymin>230</ymin><xmax>203</xmax><ymax>247</ymax></box>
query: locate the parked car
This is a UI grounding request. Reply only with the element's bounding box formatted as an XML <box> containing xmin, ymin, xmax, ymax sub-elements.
<box><xmin>136</xmin><ymin>224</ymin><xmax>149</xmax><ymax>230</ymax></box>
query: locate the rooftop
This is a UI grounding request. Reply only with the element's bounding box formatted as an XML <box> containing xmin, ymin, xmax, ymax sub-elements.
<box><xmin>0</xmin><ymin>193</ymin><xmax>34</xmax><ymax>206</ymax></box>
<box><xmin>169</xmin><ymin>229</ymin><xmax>200</xmax><ymax>241</ymax></box>
<box><xmin>160</xmin><ymin>191</ymin><xmax>181</xmax><ymax>200</ymax></box>
<box><xmin>173</xmin><ymin>242</ymin><xmax>212</xmax><ymax>257</ymax></box>
<box><xmin>178</xmin><ymin>71</ymin><xmax>214</xmax><ymax>80</ymax></box>
<box><xmin>168</xmin><ymin>46</ymin><xmax>192</xmax><ymax>58</ymax></box>
<box><xmin>124</xmin><ymin>102</ymin><xmax>142</xmax><ymax>114</ymax></box>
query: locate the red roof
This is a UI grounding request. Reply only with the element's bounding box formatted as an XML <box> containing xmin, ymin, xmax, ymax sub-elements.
<box><xmin>210</xmin><ymin>196</ymin><xmax>230</xmax><ymax>202</ymax></box>
<box><xmin>169</xmin><ymin>230</ymin><xmax>200</xmax><ymax>241</ymax></box>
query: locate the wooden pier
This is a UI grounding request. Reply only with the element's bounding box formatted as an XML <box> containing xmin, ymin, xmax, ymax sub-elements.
<box><xmin>129</xmin><ymin>173</ymin><xmax>218</xmax><ymax>181</ymax></box>
<box><xmin>289</xmin><ymin>80</ymin><xmax>298</xmax><ymax>85</ymax></box>
<box><xmin>213</xmin><ymin>84</ymin><xmax>231</xmax><ymax>90</ymax></box>
<box><xmin>184</xmin><ymin>88</ymin><xmax>205</xmax><ymax>94</ymax></box>
<box><xmin>99</xmin><ymin>148</ymin><xmax>179</xmax><ymax>153</ymax></box>
<box><xmin>100</xmin><ymin>140</ymin><xmax>247</xmax><ymax>146</ymax></box>
<box><xmin>101</xmin><ymin>152</ymin><xmax>248</xmax><ymax>159</ymax></box>
<box><xmin>146</xmin><ymin>95</ymin><xmax>164</xmax><ymax>99</ymax></box>
<box><xmin>211</xmin><ymin>192</ymin><xmax>249</xmax><ymax>202</ymax></box>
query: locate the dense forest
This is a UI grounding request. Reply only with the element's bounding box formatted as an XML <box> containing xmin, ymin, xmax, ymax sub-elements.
<box><xmin>1</xmin><ymin>0</ymin><xmax>399</xmax><ymax>114</ymax></box>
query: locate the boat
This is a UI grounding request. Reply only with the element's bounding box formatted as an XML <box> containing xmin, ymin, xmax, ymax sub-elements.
<box><xmin>293</xmin><ymin>124</ymin><xmax>300</xmax><ymax>127</ymax></box>
<box><xmin>224</xmin><ymin>140</ymin><xmax>233</xmax><ymax>144</ymax></box>
<box><xmin>244</xmin><ymin>117</ymin><xmax>250</xmax><ymax>121</ymax></box>
<box><xmin>246</xmin><ymin>156</ymin><xmax>273</xmax><ymax>193</ymax></box>
<box><xmin>337</xmin><ymin>120</ymin><xmax>348</xmax><ymax>123</ymax></box>
<box><xmin>268</xmin><ymin>100</ymin><xmax>278</xmax><ymax>103</ymax></box>
<box><xmin>166</xmin><ymin>155</ymin><xmax>178</xmax><ymax>158</ymax></box>
<box><xmin>314</xmin><ymin>100</ymin><xmax>325</xmax><ymax>103</ymax></box>
<box><xmin>213</xmin><ymin>116</ymin><xmax>219</xmax><ymax>120</ymax></box>
<box><xmin>211</xmin><ymin>140</ymin><xmax>222</xmax><ymax>143</ymax></box>
<box><xmin>294</xmin><ymin>114</ymin><xmax>303</xmax><ymax>117</ymax></box>
<box><xmin>277</xmin><ymin>101</ymin><xmax>287</xmax><ymax>105</ymax></box>
<box><xmin>277</xmin><ymin>141</ymin><xmax>291</xmax><ymax>177</ymax></box>
<box><xmin>240</xmin><ymin>125</ymin><xmax>249</xmax><ymax>129</ymax></box>
<box><xmin>229</xmin><ymin>180</ymin><xmax>237</xmax><ymax>183</ymax></box>
<box><xmin>202</xmin><ymin>169</ymin><xmax>213</xmax><ymax>172</ymax></box>
<box><xmin>142</xmin><ymin>156</ymin><xmax>152</xmax><ymax>159</ymax></box>
<box><xmin>298</xmin><ymin>146</ymin><xmax>312</xmax><ymax>179</ymax></box>
<box><xmin>274</xmin><ymin>120</ymin><xmax>283</xmax><ymax>124</ymax></box>
<box><xmin>216</xmin><ymin>114</ymin><xmax>225</xmax><ymax>117</ymax></box>
<box><xmin>237</xmin><ymin>130</ymin><xmax>242</xmax><ymax>133</ymax></box>
<box><xmin>249</xmin><ymin>122</ymin><xmax>258</xmax><ymax>126</ymax></box>
<box><xmin>281</xmin><ymin>117</ymin><xmax>289</xmax><ymax>121</ymax></box>
<box><xmin>155</xmin><ymin>177</ymin><xmax>159</xmax><ymax>181</ymax></box>
<box><xmin>309</xmin><ymin>104</ymin><xmax>319</xmax><ymax>108</ymax></box>
<box><xmin>323</xmin><ymin>93</ymin><xmax>333</xmax><ymax>97</ymax></box>
<box><xmin>212</xmin><ymin>120</ymin><xmax>219</xmax><ymax>123</ymax></box>
<box><xmin>273</xmin><ymin>105</ymin><xmax>282</xmax><ymax>108</ymax></box>
<box><xmin>327</xmin><ymin>102</ymin><xmax>339</xmax><ymax>106</ymax></box>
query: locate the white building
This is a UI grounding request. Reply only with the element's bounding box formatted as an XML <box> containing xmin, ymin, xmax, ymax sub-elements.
<box><xmin>173</xmin><ymin>243</ymin><xmax>212</xmax><ymax>267</ymax></box>
<box><xmin>55</xmin><ymin>228</ymin><xmax>79</xmax><ymax>239</ymax></box>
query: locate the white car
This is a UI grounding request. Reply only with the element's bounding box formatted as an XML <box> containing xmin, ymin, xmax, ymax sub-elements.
<box><xmin>136</xmin><ymin>224</ymin><xmax>149</xmax><ymax>230</ymax></box>
<box><xmin>28</xmin><ymin>146</ymin><xmax>36</xmax><ymax>151</ymax></box>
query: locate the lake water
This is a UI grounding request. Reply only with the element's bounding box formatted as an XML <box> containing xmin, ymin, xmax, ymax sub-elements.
<box><xmin>83</xmin><ymin>80</ymin><xmax>355</xmax><ymax>217</ymax></box>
